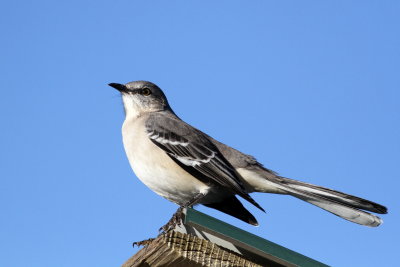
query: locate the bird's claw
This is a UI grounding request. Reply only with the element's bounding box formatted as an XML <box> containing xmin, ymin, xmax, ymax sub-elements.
<box><xmin>132</xmin><ymin>238</ymin><xmax>155</xmax><ymax>248</ymax></box>
<box><xmin>159</xmin><ymin>207</ymin><xmax>185</xmax><ymax>233</ymax></box>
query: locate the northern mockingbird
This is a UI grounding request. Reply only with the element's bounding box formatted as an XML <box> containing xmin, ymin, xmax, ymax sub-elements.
<box><xmin>109</xmin><ymin>81</ymin><xmax>387</xmax><ymax>228</ymax></box>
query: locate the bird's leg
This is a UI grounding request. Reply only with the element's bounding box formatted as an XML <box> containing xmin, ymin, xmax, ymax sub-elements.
<box><xmin>159</xmin><ymin>192</ymin><xmax>205</xmax><ymax>233</ymax></box>
<box><xmin>158</xmin><ymin>206</ymin><xmax>184</xmax><ymax>233</ymax></box>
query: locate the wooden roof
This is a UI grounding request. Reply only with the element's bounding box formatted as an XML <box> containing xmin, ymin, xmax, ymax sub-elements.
<box><xmin>122</xmin><ymin>209</ymin><xmax>329</xmax><ymax>267</ymax></box>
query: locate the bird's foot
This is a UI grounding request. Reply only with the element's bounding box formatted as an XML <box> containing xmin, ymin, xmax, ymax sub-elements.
<box><xmin>132</xmin><ymin>238</ymin><xmax>155</xmax><ymax>248</ymax></box>
<box><xmin>159</xmin><ymin>207</ymin><xmax>185</xmax><ymax>233</ymax></box>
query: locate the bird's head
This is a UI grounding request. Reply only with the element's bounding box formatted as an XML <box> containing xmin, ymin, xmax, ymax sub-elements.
<box><xmin>109</xmin><ymin>81</ymin><xmax>171</xmax><ymax>118</ymax></box>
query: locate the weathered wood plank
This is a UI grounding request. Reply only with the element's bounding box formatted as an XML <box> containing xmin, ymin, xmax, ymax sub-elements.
<box><xmin>122</xmin><ymin>231</ymin><xmax>262</xmax><ymax>267</ymax></box>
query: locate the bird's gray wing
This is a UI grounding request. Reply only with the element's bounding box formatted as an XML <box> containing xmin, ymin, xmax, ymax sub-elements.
<box><xmin>145</xmin><ymin>113</ymin><xmax>264</xmax><ymax>211</ymax></box>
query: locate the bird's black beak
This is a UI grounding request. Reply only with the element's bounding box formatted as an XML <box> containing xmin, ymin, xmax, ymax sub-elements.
<box><xmin>109</xmin><ymin>83</ymin><xmax>128</xmax><ymax>93</ymax></box>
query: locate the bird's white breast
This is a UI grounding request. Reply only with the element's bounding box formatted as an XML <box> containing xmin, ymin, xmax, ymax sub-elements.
<box><xmin>121</xmin><ymin>116</ymin><xmax>210</xmax><ymax>205</ymax></box>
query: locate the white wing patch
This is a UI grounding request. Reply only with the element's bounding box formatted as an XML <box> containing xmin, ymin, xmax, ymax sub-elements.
<box><xmin>147</xmin><ymin>131</ymin><xmax>189</xmax><ymax>146</ymax></box>
<box><xmin>148</xmin><ymin>130</ymin><xmax>216</xmax><ymax>167</ymax></box>
<box><xmin>170</xmin><ymin>151</ymin><xmax>216</xmax><ymax>167</ymax></box>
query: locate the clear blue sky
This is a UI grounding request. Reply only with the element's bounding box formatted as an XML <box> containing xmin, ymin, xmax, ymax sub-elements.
<box><xmin>1</xmin><ymin>1</ymin><xmax>399</xmax><ymax>266</ymax></box>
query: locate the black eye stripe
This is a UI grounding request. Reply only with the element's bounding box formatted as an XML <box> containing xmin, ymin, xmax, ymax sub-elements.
<box><xmin>127</xmin><ymin>88</ymin><xmax>152</xmax><ymax>95</ymax></box>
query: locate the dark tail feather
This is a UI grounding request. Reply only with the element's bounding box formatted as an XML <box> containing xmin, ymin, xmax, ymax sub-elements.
<box><xmin>204</xmin><ymin>196</ymin><xmax>259</xmax><ymax>226</ymax></box>
<box><xmin>277</xmin><ymin>176</ymin><xmax>387</xmax><ymax>214</ymax></box>
<box><xmin>266</xmin><ymin>176</ymin><xmax>387</xmax><ymax>227</ymax></box>
<box><xmin>240</xmin><ymin>192</ymin><xmax>266</xmax><ymax>213</ymax></box>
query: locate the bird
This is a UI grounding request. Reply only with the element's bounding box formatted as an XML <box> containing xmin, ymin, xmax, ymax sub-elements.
<box><xmin>109</xmin><ymin>80</ymin><xmax>387</xmax><ymax>228</ymax></box>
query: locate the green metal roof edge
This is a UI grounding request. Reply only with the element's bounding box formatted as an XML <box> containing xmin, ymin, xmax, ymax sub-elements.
<box><xmin>184</xmin><ymin>208</ymin><xmax>329</xmax><ymax>267</ymax></box>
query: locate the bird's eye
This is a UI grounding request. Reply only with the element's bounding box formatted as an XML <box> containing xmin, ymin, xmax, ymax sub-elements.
<box><xmin>142</xmin><ymin>88</ymin><xmax>152</xmax><ymax>96</ymax></box>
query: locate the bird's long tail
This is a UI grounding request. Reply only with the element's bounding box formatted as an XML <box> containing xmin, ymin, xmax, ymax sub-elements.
<box><xmin>263</xmin><ymin>176</ymin><xmax>387</xmax><ymax>227</ymax></box>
